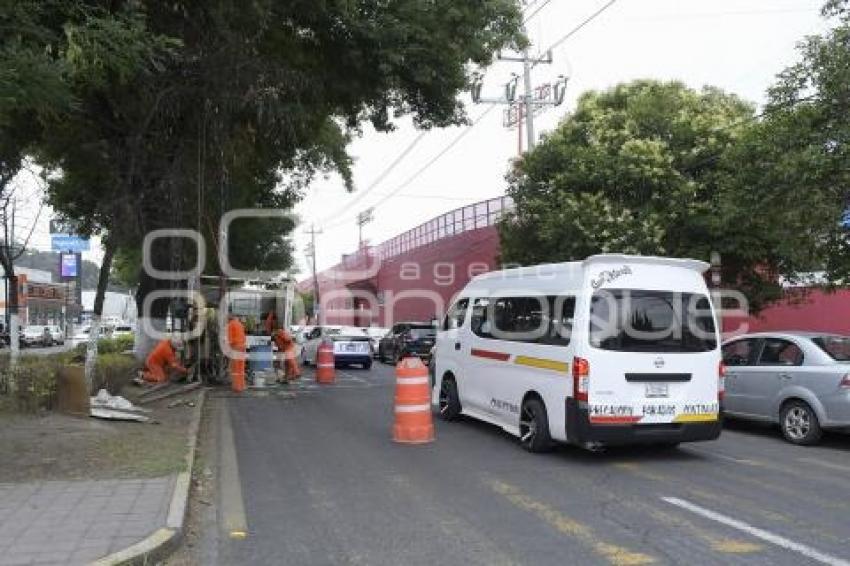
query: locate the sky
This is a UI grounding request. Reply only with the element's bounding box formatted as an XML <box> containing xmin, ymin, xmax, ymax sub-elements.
<box><xmin>293</xmin><ymin>0</ymin><xmax>832</xmax><ymax>276</ymax></box>
<box><xmin>10</xmin><ymin>0</ymin><xmax>833</xmax><ymax>277</ymax></box>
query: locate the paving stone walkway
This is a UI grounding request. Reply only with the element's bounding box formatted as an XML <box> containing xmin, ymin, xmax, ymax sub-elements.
<box><xmin>0</xmin><ymin>476</ymin><xmax>175</xmax><ymax>565</ymax></box>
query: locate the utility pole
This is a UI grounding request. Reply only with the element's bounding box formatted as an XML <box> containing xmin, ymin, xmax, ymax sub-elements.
<box><xmin>355</xmin><ymin>208</ymin><xmax>374</xmax><ymax>249</ymax></box>
<box><xmin>471</xmin><ymin>38</ymin><xmax>568</xmax><ymax>155</ymax></box>
<box><xmin>522</xmin><ymin>48</ymin><xmax>535</xmax><ymax>151</ymax></box>
<box><xmin>304</xmin><ymin>224</ymin><xmax>322</xmax><ymax>322</ymax></box>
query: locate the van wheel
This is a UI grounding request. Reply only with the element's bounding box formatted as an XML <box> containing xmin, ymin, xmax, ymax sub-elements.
<box><xmin>519</xmin><ymin>398</ymin><xmax>553</xmax><ymax>453</ymax></box>
<box><xmin>438</xmin><ymin>377</ymin><xmax>461</xmax><ymax>421</ymax></box>
<box><xmin>780</xmin><ymin>400</ymin><xmax>822</xmax><ymax>445</ymax></box>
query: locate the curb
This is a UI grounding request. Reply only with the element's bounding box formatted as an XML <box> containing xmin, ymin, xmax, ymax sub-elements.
<box><xmin>90</xmin><ymin>388</ymin><xmax>207</xmax><ymax>566</ymax></box>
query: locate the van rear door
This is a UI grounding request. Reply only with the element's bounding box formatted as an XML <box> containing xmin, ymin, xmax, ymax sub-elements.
<box><xmin>584</xmin><ymin>288</ymin><xmax>720</xmax><ymax>426</ymax></box>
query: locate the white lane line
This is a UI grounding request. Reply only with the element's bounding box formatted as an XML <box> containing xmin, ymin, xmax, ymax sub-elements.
<box><xmin>662</xmin><ymin>497</ymin><xmax>850</xmax><ymax>566</ymax></box>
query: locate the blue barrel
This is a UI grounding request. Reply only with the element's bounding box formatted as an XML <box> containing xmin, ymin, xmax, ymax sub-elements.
<box><xmin>249</xmin><ymin>343</ymin><xmax>273</xmax><ymax>373</ymax></box>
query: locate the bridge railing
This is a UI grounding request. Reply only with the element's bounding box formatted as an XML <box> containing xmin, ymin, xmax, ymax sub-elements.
<box><xmin>375</xmin><ymin>196</ymin><xmax>513</xmax><ymax>261</ymax></box>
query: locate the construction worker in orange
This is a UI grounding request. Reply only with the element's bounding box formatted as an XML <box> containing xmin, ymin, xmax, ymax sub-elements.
<box><xmin>142</xmin><ymin>337</ymin><xmax>188</xmax><ymax>383</ymax></box>
<box><xmin>272</xmin><ymin>329</ymin><xmax>300</xmax><ymax>383</ymax></box>
<box><xmin>227</xmin><ymin>315</ymin><xmax>247</xmax><ymax>393</ymax></box>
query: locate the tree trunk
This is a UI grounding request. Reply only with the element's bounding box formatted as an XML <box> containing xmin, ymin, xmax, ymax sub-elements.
<box><xmin>134</xmin><ymin>268</ymin><xmax>171</xmax><ymax>362</ymax></box>
<box><xmin>85</xmin><ymin>237</ymin><xmax>117</xmax><ymax>389</ymax></box>
<box><xmin>8</xmin><ymin>274</ymin><xmax>19</xmax><ymax>369</ymax></box>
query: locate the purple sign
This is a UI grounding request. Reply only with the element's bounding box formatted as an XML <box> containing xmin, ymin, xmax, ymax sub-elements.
<box><xmin>60</xmin><ymin>253</ymin><xmax>78</xmax><ymax>278</ymax></box>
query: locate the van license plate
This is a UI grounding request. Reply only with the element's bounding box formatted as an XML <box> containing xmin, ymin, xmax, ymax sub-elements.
<box><xmin>646</xmin><ymin>383</ymin><xmax>669</xmax><ymax>398</ymax></box>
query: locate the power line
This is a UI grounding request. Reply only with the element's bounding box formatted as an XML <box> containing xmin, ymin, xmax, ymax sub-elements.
<box><xmin>522</xmin><ymin>0</ymin><xmax>553</xmax><ymax>24</ymax></box>
<box><xmin>360</xmin><ymin>2</ymin><xmax>622</xmax><ymax>214</ymax></box>
<box><xmin>316</xmin><ymin>130</ymin><xmax>428</xmax><ymax>225</ymax></box>
<box><xmin>533</xmin><ymin>0</ymin><xmax>619</xmax><ymax>68</ymax></box>
<box><xmin>322</xmin><ymin>106</ymin><xmax>497</xmax><ymax>231</ymax></box>
<box><xmin>309</xmin><ymin>0</ymin><xmax>550</xmax><ymax>230</ymax></box>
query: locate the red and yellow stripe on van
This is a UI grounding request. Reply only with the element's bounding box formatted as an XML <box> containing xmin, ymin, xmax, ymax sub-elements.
<box><xmin>470</xmin><ymin>348</ymin><xmax>570</xmax><ymax>373</ymax></box>
<box><xmin>469</xmin><ymin>348</ymin><xmax>718</xmax><ymax>425</ymax></box>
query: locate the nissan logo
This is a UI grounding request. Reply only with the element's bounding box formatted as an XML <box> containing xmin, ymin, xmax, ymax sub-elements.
<box><xmin>654</xmin><ymin>357</ymin><xmax>665</xmax><ymax>369</ymax></box>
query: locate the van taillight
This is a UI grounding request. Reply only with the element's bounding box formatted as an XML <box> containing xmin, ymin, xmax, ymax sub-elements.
<box><xmin>718</xmin><ymin>361</ymin><xmax>726</xmax><ymax>401</ymax></box>
<box><xmin>573</xmin><ymin>357</ymin><xmax>589</xmax><ymax>402</ymax></box>
<box><xmin>840</xmin><ymin>374</ymin><xmax>850</xmax><ymax>389</ymax></box>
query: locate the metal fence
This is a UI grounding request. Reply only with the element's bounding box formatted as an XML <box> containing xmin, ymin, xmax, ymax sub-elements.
<box><xmin>375</xmin><ymin>196</ymin><xmax>513</xmax><ymax>260</ymax></box>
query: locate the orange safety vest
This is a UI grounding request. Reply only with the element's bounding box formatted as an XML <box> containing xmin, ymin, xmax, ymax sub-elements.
<box><xmin>146</xmin><ymin>339</ymin><xmax>179</xmax><ymax>371</ymax></box>
<box><xmin>227</xmin><ymin>318</ymin><xmax>246</xmax><ymax>350</ymax></box>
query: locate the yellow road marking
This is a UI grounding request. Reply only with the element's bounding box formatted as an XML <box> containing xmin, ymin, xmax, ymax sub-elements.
<box><xmin>710</xmin><ymin>539</ymin><xmax>763</xmax><ymax>553</ymax></box>
<box><xmin>486</xmin><ymin>479</ymin><xmax>655</xmax><ymax>565</ymax></box>
<box><xmin>613</xmin><ymin>462</ymin><xmax>668</xmax><ymax>482</ymax></box>
<box><xmin>672</xmin><ymin>413</ymin><xmax>718</xmax><ymax>423</ymax></box>
<box><xmin>229</xmin><ymin>530</ymin><xmax>248</xmax><ymax>539</ymax></box>
<box><xmin>513</xmin><ymin>355</ymin><xmax>569</xmax><ymax>373</ymax></box>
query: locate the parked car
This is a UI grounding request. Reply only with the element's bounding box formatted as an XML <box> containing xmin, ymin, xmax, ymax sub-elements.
<box><xmin>722</xmin><ymin>332</ymin><xmax>850</xmax><ymax>445</ymax></box>
<box><xmin>21</xmin><ymin>326</ymin><xmax>50</xmax><ymax>348</ymax></box>
<box><xmin>112</xmin><ymin>324</ymin><xmax>135</xmax><ymax>339</ymax></box>
<box><xmin>378</xmin><ymin>322</ymin><xmax>436</xmax><ymax>364</ymax></box>
<box><xmin>45</xmin><ymin>325</ymin><xmax>64</xmax><ymax>345</ymax></box>
<box><xmin>301</xmin><ymin>325</ymin><xmax>372</xmax><ymax>369</ymax></box>
<box><xmin>71</xmin><ymin>325</ymin><xmax>111</xmax><ymax>346</ymax></box>
<box><xmin>361</xmin><ymin>326</ymin><xmax>389</xmax><ymax>358</ymax></box>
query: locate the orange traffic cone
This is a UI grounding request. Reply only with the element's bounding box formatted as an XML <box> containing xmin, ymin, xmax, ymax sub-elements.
<box><xmin>392</xmin><ymin>357</ymin><xmax>434</xmax><ymax>444</ymax></box>
<box><xmin>316</xmin><ymin>341</ymin><xmax>336</xmax><ymax>384</ymax></box>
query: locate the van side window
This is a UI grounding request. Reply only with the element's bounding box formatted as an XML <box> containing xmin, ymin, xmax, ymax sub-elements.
<box><xmin>444</xmin><ymin>298</ymin><xmax>469</xmax><ymax>330</ymax></box>
<box><xmin>539</xmin><ymin>296</ymin><xmax>576</xmax><ymax>346</ymax></box>
<box><xmin>470</xmin><ymin>298</ymin><xmax>491</xmax><ymax>338</ymax></box>
<box><xmin>472</xmin><ymin>296</ymin><xmax>575</xmax><ymax>346</ymax></box>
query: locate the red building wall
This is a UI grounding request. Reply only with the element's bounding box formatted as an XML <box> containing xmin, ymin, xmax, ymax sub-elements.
<box><xmin>374</xmin><ymin>226</ymin><xmax>500</xmax><ymax>325</ymax></box>
<box><xmin>724</xmin><ymin>289</ymin><xmax>850</xmax><ymax>337</ymax></box>
<box><xmin>300</xmin><ymin>198</ymin><xmax>848</xmax><ymax>335</ymax></box>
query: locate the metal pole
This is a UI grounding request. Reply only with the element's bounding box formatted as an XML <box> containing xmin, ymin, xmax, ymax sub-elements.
<box><xmin>307</xmin><ymin>224</ymin><xmax>321</xmax><ymax>322</ymax></box>
<box><xmin>522</xmin><ymin>49</ymin><xmax>535</xmax><ymax>151</ymax></box>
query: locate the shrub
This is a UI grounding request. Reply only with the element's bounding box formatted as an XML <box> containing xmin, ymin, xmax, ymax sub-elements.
<box><xmin>92</xmin><ymin>353</ymin><xmax>139</xmax><ymax>395</ymax></box>
<box><xmin>0</xmin><ymin>348</ymin><xmax>139</xmax><ymax>413</ymax></box>
<box><xmin>71</xmin><ymin>334</ymin><xmax>135</xmax><ymax>359</ymax></box>
<box><xmin>0</xmin><ymin>355</ymin><xmax>63</xmax><ymax>413</ymax></box>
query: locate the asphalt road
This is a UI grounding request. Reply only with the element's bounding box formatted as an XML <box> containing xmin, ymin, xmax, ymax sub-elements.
<box><xmin>196</xmin><ymin>362</ymin><xmax>850</xmax><ymax>566</ymax></box>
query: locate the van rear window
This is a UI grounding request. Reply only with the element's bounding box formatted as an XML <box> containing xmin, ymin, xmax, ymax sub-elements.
<box><xmin>589</xmin><ymin>290</ymin><xmax>716</xmax><ymax>353</ymax></box>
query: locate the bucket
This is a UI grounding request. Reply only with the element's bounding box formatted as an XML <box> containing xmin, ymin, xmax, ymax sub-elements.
<box><xmin>249</xmin><ymin>343</ymin><xmax>273</xmax><ymax>373</ymax></box>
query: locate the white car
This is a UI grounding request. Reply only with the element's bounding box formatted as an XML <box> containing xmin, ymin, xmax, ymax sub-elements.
<box><xmin>434</xmin><ymin>254</ymin><xmax>723</xmax><ymax>453</ymax></box>
<box><xmin>112</xmin><ymin>324</ymin><xmax>135</xmax><ymax>339</ymax></box>
<box><xmin>301</xmin><ymin>325</ymin><xmax>373</xmax><ymax>369</ymax></box>
<box><xmin>46</xmin><ymin>325</ymin><xmax>65</xmax><ymax>345</ymax></box>
<box><xmin>21</xmin><ymin>326</ymin><xmax>49</xmax><ymax>347</ymax></box>
<box><xmin>71</xmin><ymin>325</ymin><xmax>110</xmax><ymax>346</ymax></box>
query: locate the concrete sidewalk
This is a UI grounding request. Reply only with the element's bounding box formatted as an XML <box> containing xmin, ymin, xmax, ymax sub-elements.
<box><xmin>0</xmin><ymin>476</ymin><xmax>176</xmax><ymax>565</ymax></box>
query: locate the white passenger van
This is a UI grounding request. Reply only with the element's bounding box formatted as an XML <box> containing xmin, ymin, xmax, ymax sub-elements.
<box><xmin>433</xmin><ymin>254</ymin><xmax>723</xmax><ymax>451</ymax></box>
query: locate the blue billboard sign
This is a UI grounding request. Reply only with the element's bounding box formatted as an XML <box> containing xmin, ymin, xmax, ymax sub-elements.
<box><xmin>60</xmin><ymin>253</ymin><xmax>78</xmax><ymax>278</ymax></box>
<box><xmin>51</xmin><ymin>234</ymin><xmax>90</xmax><ymax>252</ymax></box>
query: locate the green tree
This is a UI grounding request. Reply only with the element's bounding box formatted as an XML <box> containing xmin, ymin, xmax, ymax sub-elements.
<box><xmin>720</xmin><ymin>0</ymin><xmax>850</xmax><ymax>294</ymax></box>
<box><xmin>36</xmin><ymin>0</ymin><xmax>525</xmax><ymax>342</ymax></box>
<box><xmin>500</xmin><ymin>80</ymin><xmax>771</xmax><ymax>299</ymax></box>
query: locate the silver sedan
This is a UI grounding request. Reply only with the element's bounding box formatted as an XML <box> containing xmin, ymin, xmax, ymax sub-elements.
<box><xmin>721</xmin><ymin>332</ymin><xmax>850</xmax><ymax>445</ymax></box>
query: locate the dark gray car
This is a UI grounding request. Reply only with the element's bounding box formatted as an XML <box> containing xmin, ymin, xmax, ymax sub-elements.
<box><xmin>721</xmin><ymin>332</ymin><xmax>850</xmax><ymax>445</ymax></box>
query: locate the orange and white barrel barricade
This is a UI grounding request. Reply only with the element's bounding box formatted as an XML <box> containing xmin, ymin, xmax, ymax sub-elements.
<box><xmin>392</xmin><ymin>357</ymin><xmax>434</xmax><ymax>444</ymax></box>
<box><xmin>316</xmin><ymin>340</ymin><xmax>336</xmax><ymax>384</ymax></box>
